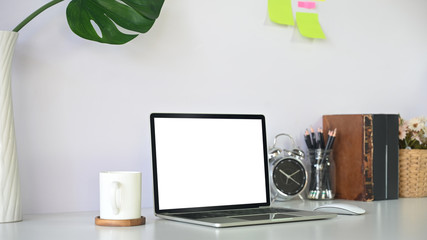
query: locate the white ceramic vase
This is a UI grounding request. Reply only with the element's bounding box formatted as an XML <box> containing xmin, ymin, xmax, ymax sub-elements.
<box><xmin>0</xmin><ymin>30</ymin><xmax>22</xmax><ymax>223</ymax></box>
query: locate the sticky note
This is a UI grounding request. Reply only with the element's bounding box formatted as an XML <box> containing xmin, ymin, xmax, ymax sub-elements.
<box><xmin>296</xmin><ymin>12</ymin><xmax>326</xmax><ymax>39</ymax></box>
<box><xmin>268</xmin><ymin>0</ymin><xmax>294</xmax><ymax>26</ymax></box>
<box><xmin>298</xmin><ymin>1</ymin><xmax>316</xmax><ymax>9</ymax></box>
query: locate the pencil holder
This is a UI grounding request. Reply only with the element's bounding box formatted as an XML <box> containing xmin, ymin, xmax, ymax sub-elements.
<box><xmin>307</xmin><ymin>149</ymin><xmax>336</xmax><ymax>200</ymax></box>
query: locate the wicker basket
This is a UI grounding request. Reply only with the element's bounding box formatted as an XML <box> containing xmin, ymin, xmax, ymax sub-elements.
<box><xmin>399</xmin><ymin>149</ymin><xmax>427</xmax><ymax>198</ymax></box>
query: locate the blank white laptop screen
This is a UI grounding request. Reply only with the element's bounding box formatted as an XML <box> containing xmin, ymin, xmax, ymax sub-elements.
<box><xmin>152</xmin><ymin>115</ymin><xmax>268</xmax><ymax>211</ymax></box>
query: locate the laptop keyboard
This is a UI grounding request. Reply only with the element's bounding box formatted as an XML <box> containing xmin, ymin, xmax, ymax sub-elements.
<box><xmin>171</xmin><ymin>207</ymin><xmax>300</xmax><ymax>219</ymax></box>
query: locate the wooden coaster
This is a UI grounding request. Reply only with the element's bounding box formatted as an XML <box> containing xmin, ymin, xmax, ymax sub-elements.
<box><xmin>95</xmin><ymin>216</ymin><xmax>146</xmax><ymax>227</ymax></box>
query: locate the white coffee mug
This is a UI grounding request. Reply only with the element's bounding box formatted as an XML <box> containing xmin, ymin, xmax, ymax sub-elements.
<box><xmin>99</xmin><ymin>171</ymin><xmax>142</xmax><ymax>220</ymax></box>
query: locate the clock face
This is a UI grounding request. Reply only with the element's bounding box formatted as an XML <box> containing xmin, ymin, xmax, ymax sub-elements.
<box><xmin>272</xmin><ymin>158</ymin><xmax>306</xmax><ymax>196</ymax></box>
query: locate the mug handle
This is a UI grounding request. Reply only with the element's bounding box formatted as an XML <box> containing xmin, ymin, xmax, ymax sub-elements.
<box><xmin>111</xmin><ymin>181</ymin><xmax>121</xmax><ymax>215</ymax></box>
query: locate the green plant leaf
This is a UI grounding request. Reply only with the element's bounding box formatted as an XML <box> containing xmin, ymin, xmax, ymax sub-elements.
<box><xmin>66</xmin><ymin>0</ymin><xmax>164</xmax><ymax>45</ymax></box>
<box><xmin>120</xmin><ymin>0</ymin><xmax>164</xmax><ymax>20</ymax></box>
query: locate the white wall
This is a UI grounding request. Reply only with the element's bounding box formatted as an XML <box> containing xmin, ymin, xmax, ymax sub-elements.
<box><xmin>1</xmin><ymin>0</ymin><xmax>426</xmax><ymax>214</ymax></box>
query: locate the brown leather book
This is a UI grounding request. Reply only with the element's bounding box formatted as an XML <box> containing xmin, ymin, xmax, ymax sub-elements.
<box><xmin>323</xmin><ymin>114</ymin><xmax>399</xmax><ymax>201</ymax></box>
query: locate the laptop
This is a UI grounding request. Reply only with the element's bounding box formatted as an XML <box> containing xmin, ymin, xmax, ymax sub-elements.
<box><xmin>150</xmin><ymin>113</ymin><xmax>336</xmax><ymax>227</ymax></box>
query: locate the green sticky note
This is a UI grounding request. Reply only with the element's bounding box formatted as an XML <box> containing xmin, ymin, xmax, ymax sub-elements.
<box><xmin>268</xmin><ymin>0</ymin><xmax>294</xmax><ymax>26</ymax></box>
<box><xmin>296</xmin><ymin>12</ymin><xmax>326</xmax><ymax>39</ymax></box>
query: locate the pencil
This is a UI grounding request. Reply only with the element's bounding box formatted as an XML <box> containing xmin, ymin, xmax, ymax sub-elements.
<box><xmin>311</xmin><ymin>127</ymin><xmax>317</xmax><ymax>149</ymax></box>
<box><xmin>330</xmin><ymin>128</ymin><xmax>337</xmax><ymax>149</ymax></box>
<box><xmin>304</xmin><ymin>129</ymin><xmax>313</xmax><ymax>149</ymax></box>
<box><xmin>318</xmin><ymin>128</ymin><xmax>325</xmax><ymax>149</ymax></box>
<box><xmin>319</xmin><ymin>130</ymin><xmax>333</xmax><ymax>165</ymax></box>
<box><xmin>325</xmin><ymin>130</ymin><xmax>333</xmax><ymax>151</ymax></box>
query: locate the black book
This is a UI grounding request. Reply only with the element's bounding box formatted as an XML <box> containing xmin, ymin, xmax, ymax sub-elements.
<box><xmin>371</xmin><ymin>114</ymin><xmax>399</xmax><ymax>200</ymax></box>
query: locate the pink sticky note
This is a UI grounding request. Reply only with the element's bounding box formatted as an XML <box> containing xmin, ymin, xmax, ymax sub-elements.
<box><xmin>298</xmin><ymin>1</ymin><xmax>316</xmax><ymax>9</ymax></box>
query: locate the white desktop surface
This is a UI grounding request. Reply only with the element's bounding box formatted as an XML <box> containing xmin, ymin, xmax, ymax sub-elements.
<box><xmin>1</xmin><ymin>198</ymin><xmax>426</xmax><ymax>240</ymax></box>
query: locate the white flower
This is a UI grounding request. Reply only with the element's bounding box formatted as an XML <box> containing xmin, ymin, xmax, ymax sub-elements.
<box><xmin>411</xmin><ymin>134</ymin><xmax>422</xmax><ymax>144</ymax></box>
<box><xmin>407</xmin><ymin>118</ymin><xmax>423</xmax><ymax>132</ymax></box>
<box><xmin>419</xmin><ymin>116</ymin><xmax>427</xmax><ymax>133</ymax></box>
<box><xmin>399</xmin><ymin>123</ymin><xmax>407</xmax><ymax>140</ymax></box>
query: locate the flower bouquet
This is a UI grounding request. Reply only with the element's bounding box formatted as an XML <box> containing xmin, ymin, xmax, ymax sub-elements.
<box><xmin>399</xmin><ymin>116</ymin><xmax>427</xmax><ymax>149</ymax></box>
<box><xmin>398</xmin><ymin>116</ymin><xmax>427</xmax><ymax>198</ymax></box>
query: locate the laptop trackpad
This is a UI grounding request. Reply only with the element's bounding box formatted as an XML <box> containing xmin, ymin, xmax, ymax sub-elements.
<box><xmin>232</xmin><ymin>214</ymin><xmax>296</xmax><ymax>221</ymax></box>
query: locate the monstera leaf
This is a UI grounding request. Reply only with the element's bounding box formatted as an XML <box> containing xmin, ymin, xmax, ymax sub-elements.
<box><xmin>13</xmin><ymin>0</ymin><xmax>164</xmax><ymax>45</ymax></box>
<box><xmin>66</xmin><ymin>0</ymin><xmax>164</xmax><ymax>44</ymax></box>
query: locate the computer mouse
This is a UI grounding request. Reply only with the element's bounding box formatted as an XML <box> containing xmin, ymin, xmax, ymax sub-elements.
<box><xmin>313</xmin><ymin>203</ymin><xmax>366</xmax><ymax>215</ymax></box>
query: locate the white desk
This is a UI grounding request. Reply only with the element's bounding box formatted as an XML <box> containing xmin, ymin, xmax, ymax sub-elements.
<box><xmin>1</xmin><ymin>198</ymin><xmax>426</xmax><ymax>240</ymax></box>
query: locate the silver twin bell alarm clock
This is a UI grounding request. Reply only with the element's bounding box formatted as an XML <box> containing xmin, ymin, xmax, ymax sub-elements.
<box><xmin>269</xmin><ymin>133</ymin><xmax>308</xmax><ymax>202</ymax></box>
